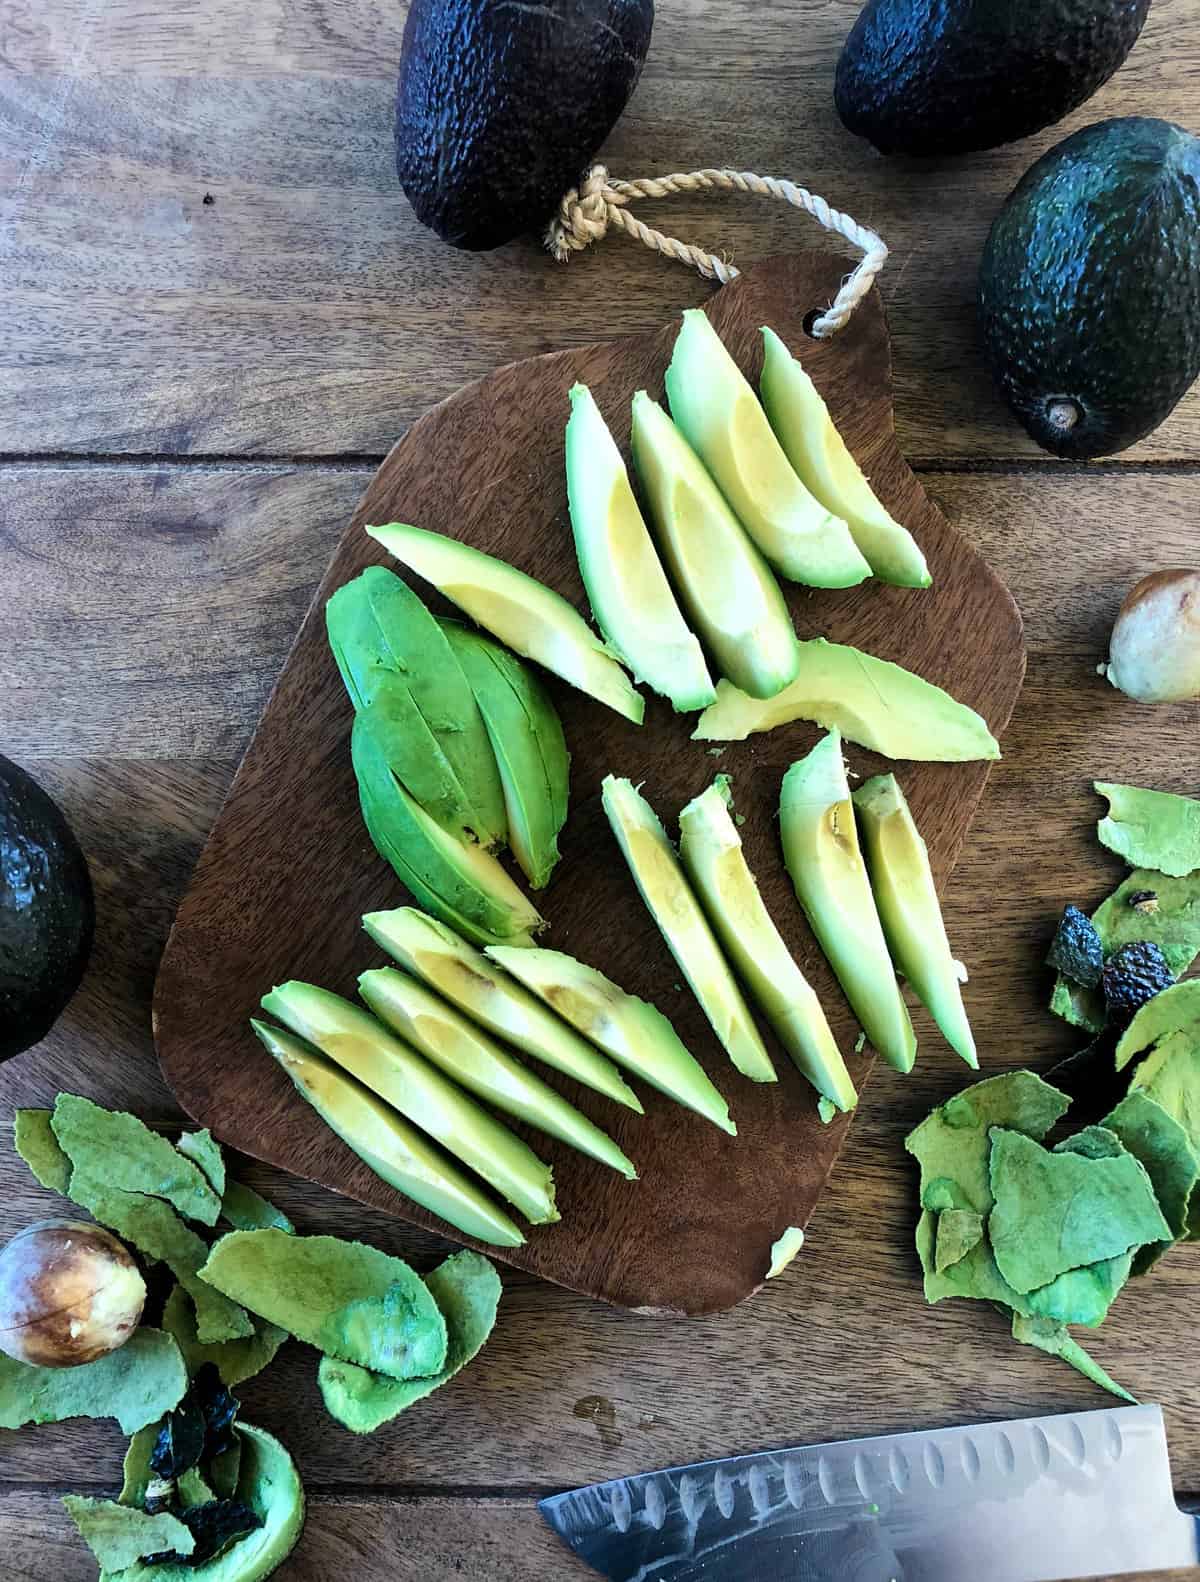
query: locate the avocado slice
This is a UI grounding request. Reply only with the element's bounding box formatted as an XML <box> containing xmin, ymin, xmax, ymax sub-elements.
<box><xmin>693</xmin><ymin>637</ymin><xmax>1000</xmax><ymax>762</ymax></box>
<box><xmin>358</xmin><ymin>967</ymin><xmax>636</xmax><ymax>1178</ymax></box>
<box><xmin>486</xmin><ymin>945</ymin><xmax>735</xmax><ymax>1135</ymax></box>
<box><xmin>780</xmin><ymin>732</ymin><xmax>916</xmax><ymax>1072</ymax></box>
<box><xmin>253</xmin><ymin>1020</ymin><xmax>524</xmax><ymax>1247</ymax></box>
<box><xmin>759</xmin><ymin>328</ymin><xmax>931</xmax><ymax>588</ymax></box>
<box><xmin>853</xmin><ymin>774</ymin><xmax>978</xmax><ymax>1069</ymax></box>
<box><xmin>678</xmin><ymin>779</ymin><xmax>857</xmax><ymax>1113</ymax></box>
<box><xmin>352</xmin><ymin>708</ymin><xmax>543</xmax><ymax>949</ymax></box>
<box><xmin>259</xmin><ymin>985</ymin><xmax>558</xmax><ymax>1226</ymax></box>
<box><xmin>566</xmin><ymin>384</ymin><xmax>715</xmax><ymax>712</ymax></box>
<box><xmin>630</xmin><ymin>391</ymin><xmax>801</xmax><ymax>700</ymax></box>
<box><xmin>440</xmin><ymin>621</ymin><xmax>569</xmax><ymax>890</ymax></box>
<box><xmin>601</xmin><ymin>775</ymin><xmax>776</xmax><ymax>1084</ymax></box>
<box><xmin>368</xmin><ymin>523</ymin><xmax>644</xmax><ymax>723</ymax></box>
<box><xmin>362</xmin><ymin>908</ymin><xmax>641</xmax><ymax>1111</ymax></box>
<box><xmin>663</xmin><ymin>310</ymin><xmax>870</xmax><ymax>589</ymax></box>
<box><xmin>325</xmin><ymin>566</ymin><xmax>506</xmax><ymax>846</ymax></box>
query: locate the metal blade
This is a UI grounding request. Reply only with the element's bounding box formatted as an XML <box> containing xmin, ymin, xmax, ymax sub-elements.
<box><xmin>539</xmin><ymin>1405</ymin><xmax>1199</xmax><ymax>1582</ymax></box>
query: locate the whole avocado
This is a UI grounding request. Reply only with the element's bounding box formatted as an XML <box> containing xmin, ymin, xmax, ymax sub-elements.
<box><xmin>979</xmin><ymin>118</ymin><xmax>1200</xmax><ymax>458</ymax></box>
<box><xmin>0</xmin><ymin>756</ymin><xmax>94</xmax><ymax>1062</ymax></box>
<box><xmin>395</xmin><ymin>0</ymin><xmax>654</xmax><ymax>251</ymax></box>
<box><xmin>835</xmin><ymin>0</ymin><xmax>1150</xmax><ymax>157</ymax></box>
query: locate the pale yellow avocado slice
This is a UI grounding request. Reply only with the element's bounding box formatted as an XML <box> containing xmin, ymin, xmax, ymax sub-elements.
<box><xmin>566</xmin><ymin>384</ymin><xmax>715</xmax><ymax>712</ymax></box>
<box><xmin>251</xmin><ymin>1020</ymin><xmax>525</xmax><ymax>1247</ymax></box>
<box><xmin>630</xmin><ymin>391</ymin><xmax>801</xmax><ymax>700</ymax></box>
<box><xmin>679</xmin><ymin>779</ymin><xmax>858</xmax><ymax>1113</ymax></box>
<box><xmin>602</xmin><ymin>775</ymin><xmax>777</xmax><ymax>1084</ymax></box>
<box><xmin>260</xmin><ymin>983</ymin><xmax>559</xmax><ymax>1226</ymax></box>
<box><xmin>368</xmin><ymin>522</ymin><xmax>644</xmax><ymax>724</ymax></box>
<box><xmin>362</xmin><ymin>907</ymin><xmax>643</xmax><ymax>1112</ymax></box>
<box><xmin>780</xmin><ymin>732</ymin><xmax>917</xmax><ymax>1073</ymax></box>
<box><xmin>663</xmin><ymin>310</ymin><xmax>870</xmax><ymax>589</ymax></box>
<box><xmin>760</xmin><ymin>327</ymin><xmax>931</xmax><ymax>589</ymax></box>
<box><xmin>693</xmin><ymin>638</ymin><xmax>1000</xmax><ymax>762</ymax></box>
<box><xmin>853</xmin><ymin>774</ymin><xmax>978</xmax><ymax>1069</ymax></box>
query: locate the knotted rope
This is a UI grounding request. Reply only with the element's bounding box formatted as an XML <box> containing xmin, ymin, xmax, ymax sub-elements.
<box><xmin>546</xmin><ymin>165</ymin><xmax>887</xmax><ymax>338</ymax></box>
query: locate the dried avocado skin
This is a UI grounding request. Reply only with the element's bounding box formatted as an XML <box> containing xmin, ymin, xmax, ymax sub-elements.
<box><xmin>1102</xmin><ymin>940</ymin><xmax>1175</xmax><ymax>1021</ymax></box>
<box><xmin>1046</xmin><ymin>905</ymin><xmax>1103</xmax><ymax>989</ymax></box>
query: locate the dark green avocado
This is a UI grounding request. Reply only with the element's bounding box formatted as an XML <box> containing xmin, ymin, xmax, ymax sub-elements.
<box><xmin>396</xmin><ymin>0</ymin><xmax>654</xmax><ymax>251</ymax></box>
<box><xmin>979</xmin><ymin>118</ymin><xmax>1200</xmax><ymax>457</ymax></box>
<box><xmin>0</xmin><ymin>756</ymin><xmax>94</xmax><ymax>1061</ymax></box>
<box><xmin>836</xmin><ymin>0</ymin><xmax>1150</xmax><ymax>157</ymax></box>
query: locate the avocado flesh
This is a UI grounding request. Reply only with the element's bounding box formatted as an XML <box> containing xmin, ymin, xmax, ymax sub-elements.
<box><xmin>260</xmin><ymin>983</ymin><xmax>558</xmax><ymax>1226</ymax></box>
<box><xmin>853</xmin><ymin>774</ymin><xmax>977</xmax><ymax>1069</ymax></box>
<box><xmin>326</xmin><ymin>566</ymin><xmax>506</xmax><ymax>846</ymax></box>
<box><xmin>363</xmin><ymin>907</ymin><xmax>641</xmax><ymax>1111</ymax></box>
<box><xmin>693</xmin><ymin>637</ymin><xmax>1000</xmax><ymax>762</ymax></box>
<box><xmin>352</xmin><ymin>709</ymin><xmax>543</xmax><ymax>949</ymax></box>
<box><xmin>630</xmin><ymin>392</ymin><xmax>801</xmax><ymax>700</ymax></box>
<box><xmin>253</xmin><ymin>1021</ymin><xmax>523</xmax><ymax>1246</ymax></box>
<box><xmin>487</xmin><ymin>945</ymin><xmax>735</xmax><ymax>1135</ymax></box>
<box><xmin>663</xmin><ymin>310</ymin><xmax>870</xmax><ymax>589</ymax></box>
<box><xmin>679</xmin><ymin>780</ymin><xmax>857</xmax><ymax>1113</ymax></box>
<box><xmin>566</xmin><ymin>384</ymin><xmax>715</xmax><ymax>712</ymax></box>
<box><xmin>368</xmin><ymin>523</ymin><xmax>644</xmax><ymax>723</ymax></box>
<box><xmin>441</xmin><ymin>622</ymin><xmax>568</xmax><ymax>890</ymax></box>
<box><xmin>780</xmin><ymin>733</ymin><xmax>916</xmax><ymax>1073</ymax></box>
<box><xmin>602</xmin><ymin>775</ymin><xmax>776</xmax><ymax>1084</ymax></box>
<box><xmin>358</xmin><ymin>967</ymin><xmax>636</xmax><ymax>1178</ymax></box>
<box><xmin>759</xmin><ymin>329</ymin><xmax>931</xmax><ymax>588</ymax></box>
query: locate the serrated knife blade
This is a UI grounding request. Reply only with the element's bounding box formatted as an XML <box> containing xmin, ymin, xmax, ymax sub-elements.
<box><xmin>539</xmin><ymin>1405</ymin><xmax>1199</xmax><ymax>1581</ymax></box>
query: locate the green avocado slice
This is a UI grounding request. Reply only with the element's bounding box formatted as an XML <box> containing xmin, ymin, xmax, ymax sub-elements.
<box><xmin>853</xmin><ymin>773</ymin><xmax>977</xmax><ymax>1068</ymax></box>
<box><xmin>254</xmin><ymin>1021</ymin><xmax>524</xmax><ymax>1247</ymax></box>
<box><xmin>694</xmin><ymin>638</ymin><xmax>999</xmax><ymax>760</ymax></box>
<box><xmin>664</xmin><ymin>310</ymin><xmax>870</xmax><ymax>588</ymax></box>
<box><xmin>1096</xmin><ymin>781</ymin><xmax>1200</xmax><ymax>878</ymax></box>
<box><xmin>602</xmin><ymin>775</ymin><xmax>776</xmax><ymax>1084</ymax></box>
<box><xmin>759</xmin><ymin>327</ymin><xmax>930</xmax><ymax>588</ymax></box>
<box><xmin>631</xmin><ymin>391</ymin><xmax>800</xmax><ymax>700</ymax></box>
<box><xmin>781</xmin><ymin>733</ymin><xmax>916</xmax><ymax>1072</ymax></box>
<box><xmin>566</xmin><ymin>383</ymin><xmax>715</xmax><ymax>712</ymax></box>
<box><xmin>367</xmin><ymin>522</ymin><xmax>644</xmax><ymax>723</ymax></box>
<box><xmin>678</xmin><ymin>778</ymin><xmax>856</xmax><ymax>1113</ymax></box>
<box><xmin>362</xmin><ymin>907</ymin><xmax>640</xmax><ymax>1111</ymax></box>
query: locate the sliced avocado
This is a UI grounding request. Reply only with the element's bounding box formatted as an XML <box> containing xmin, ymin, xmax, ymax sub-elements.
<box><xmin>678</xmin><ymin>779</ymin><xmax>857</xmax><ymax>1112</ymax></box>
<box><xmin>325</xmin><ymin>566</ymin><xmax>506</xmax><ymax>846</ymax></box>
<box><xmin>853</xmin><ymin>774</ymin><xmax>977</xmax><ymax>1069</ymax></box>
<box><xmin>362</xmin><ymin>907</ymin><xmax>641</xmax><ymax>1111</ymax></box>
<box><xmin>260</xmin><ymin>985</ymin><xmax>558</xmax><ymax>1226</ymax></box>
<box><xmin>663</xmin><ymin>310</ymin><xmax>870</xmax><ymax>589</ymax></box>
<box><xmin>693</xmin><ymin>637</ymin><xmax>999</xmax><ymax>762</ymax></box>
<box><xmin>358</xmin><ymin>967</ymin><xmax>636</xmax><ymax>1178</ymax></box>
<box><xmin>602</xmin><ymin>775</ymin><xmax>776</xmax><ymax>1084</ymax></box>
<box><xmin>780</xmin><ymin>732</ymin><xmax>916</xmax><ymax>1072</ymax></box>
<box><xmin>368</xmin><ymin>523</ymin><xmax>644</xmax><ymax>723</ymax></box>
<box><xmin>566</xmin><ymin>384</ymin><xmax>715</xmax><ymax>712</ymax></box>
<box><xmin>352</xmin><ymin>708</ymin><xmax>543</xmax><ymax>949</ymax></box>
<box><xmin>253</xmin><ymin>1020</ymin><xmax>524</xmax><ymax>1247</ymax></box>
<box><xmin>440</xmin><ymin>621</ymin><xmax>568</xmax><ymax>890</ymax></box>
<box><xmin>766</xmin><ymin>1227</ymin><xmax>805</xmax><ymax>1279</ymax></box>
<box><xmin>630</xmin><ymin>391</ymin><xmax>801</xmax><ymax>700</ymax></box>
<box><xmin>486</xmin><ymin>946</ymin><xmax>735</xmax><ymax>1135</ymax></box>
<box><xmin>759</xmin><ymin>328</ymin><xmax>930</xmax><ymax>588</ymax></box>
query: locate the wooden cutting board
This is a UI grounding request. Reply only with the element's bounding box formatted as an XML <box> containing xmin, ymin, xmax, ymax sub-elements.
<box><xmin>154</xmin><ymin>252</ymin><xmax>1025</xmax><ymax>1316</ymax></box>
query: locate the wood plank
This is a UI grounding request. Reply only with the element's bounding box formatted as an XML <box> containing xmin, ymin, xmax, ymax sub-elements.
<box><xmin>1</xmin><ymin>3</ymin><xmax>1197</xmax><ymax>460</ymax></box>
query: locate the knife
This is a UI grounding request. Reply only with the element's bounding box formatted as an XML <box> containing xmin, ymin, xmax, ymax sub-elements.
<box><xmin>539</xmin><ymin>1405</ymin><xmax>1199</xmax><ymax>1581</ymax></box>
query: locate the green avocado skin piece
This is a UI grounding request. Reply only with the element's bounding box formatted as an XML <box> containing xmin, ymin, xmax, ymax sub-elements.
<box><xmin>980</xmin><ymin>117</ymin><xmax>1200</xmax><ymax>458</ymax></box>
<box><xmin>1103</xmin><ymin>1089</ymin><xmax>1199</xmax><ymax>1269</ymax></box>
<box><xmin>13</xmin><ymin>1107</ymin><xmax>72</xmax><ymax>1193</ymax></box>
<box><xmin>0</xmin><ymin>1328</ymin><xmax>188</xmax><ymax>1434</ymax></box>
<box><xmin>1011</xmin><ymin>1314</ymin><xmax>1136</xmax><ymax>1404</ymax></box>
<box><xmin>64</xmin><ymin>1496</ymin><xmax>194</xmax><ymax>1572</ymax></box>
<box><xmin>161</xmin><ymin>1283</ymin><xmax>288</xmax><ymax>1389</ymax></box>
<box><xmin>52</xmin><ymin>1094</ymin><xmax>221</xmax><ymax>1227</ymax></box>
<box><xmin>1096</xmin><ymin>781</ymin><xmax>1200</xmax><ymax>878</ymax></box>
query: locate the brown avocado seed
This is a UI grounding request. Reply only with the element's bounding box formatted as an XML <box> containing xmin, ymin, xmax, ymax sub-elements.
<box><xmin>0</xmin><ymin>1218</ymin><xmax>146</xmax><ymax>1368</ymax></box>
<box><xmin>1100</xmin><ymin>570</ymin><xmax>1200</xmax><ymax>703</ymax></box>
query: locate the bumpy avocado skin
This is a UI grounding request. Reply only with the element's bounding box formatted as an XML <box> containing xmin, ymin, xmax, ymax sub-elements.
<box><xmin>396</xmin><ymin>0</ymin><xmax>654</xmax><ymax>250</ymax></box>
<box><xmin>979</xmin><ymin>118</ymin><xmax>1200</xmax><ymax>458</ymax></box>
<box><xmin>835</xmin><ymin>0</ymin><xmax>1150</xmax><ymax>157</ymax></box>
<box><xmin>0</xmin><ymin>757</ymin><xmax>94</xmax><ymax>1062</ymax></box>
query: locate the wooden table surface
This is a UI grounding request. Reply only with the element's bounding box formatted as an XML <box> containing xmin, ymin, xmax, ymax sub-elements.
<box><xmin>3</xmin><ymin>3</ymin><xmax>1200</xmax><ymax>1578</ymax></box>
